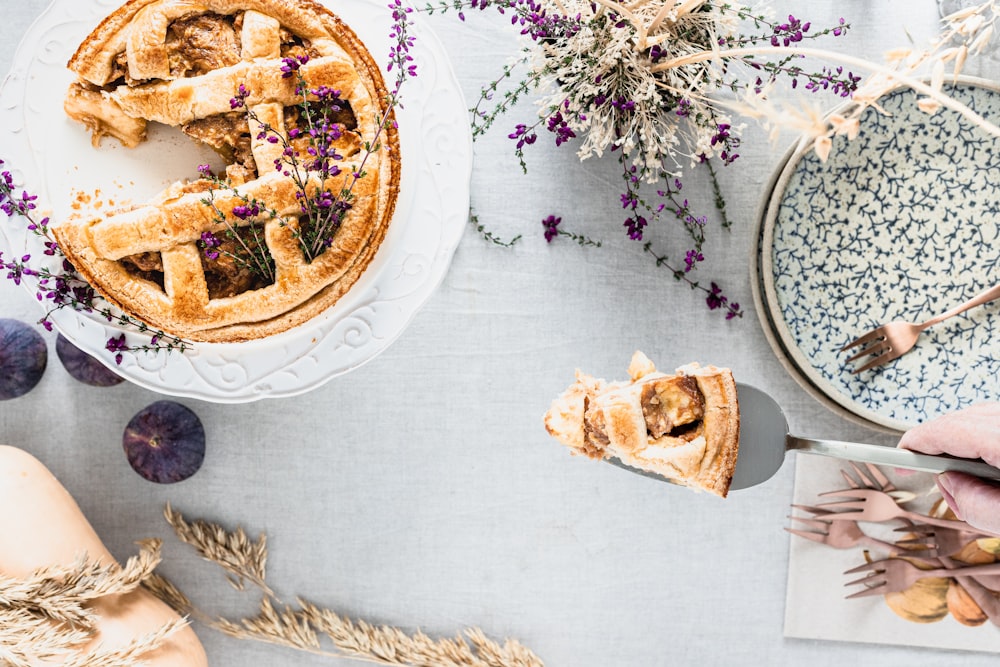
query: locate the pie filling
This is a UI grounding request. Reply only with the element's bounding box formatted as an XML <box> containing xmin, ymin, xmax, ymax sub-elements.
<box><xmin>167</xmin><ymin>13</ymin><xmax>242</xmax><ymax>78</ymax></box>
<box><xmin>121</xmin><ymin>252</ymin><xmax>165</xmax><ymax>289</ymax></box>
<box><xmin>101</xmin><ymin>12</ymin><xmax>324</xmax><ymax>88</ymax></box>
<box><xmin>582</xmin><ymin>375</ymin><xmax>707</xmax><ymax>454</ymax></box>
<box><xmin>201</xmin><ymin>224</ymin><xmax>275</xmax><ymax>298</ymax></box>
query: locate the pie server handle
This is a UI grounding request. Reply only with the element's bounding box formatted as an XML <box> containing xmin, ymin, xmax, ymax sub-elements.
<box><xmin>787</xmin><ymin>437</ymin><xmax>1000</xmax><ymax>480</ymax></box>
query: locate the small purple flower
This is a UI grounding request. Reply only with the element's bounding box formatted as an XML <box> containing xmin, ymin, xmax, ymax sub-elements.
<box><xmin>710</xmin><ymin>123</ymin><xmax>730</xmax><ymax>146</ymax></box>
<box><xmin>542</xmin><ymin>214</ymin><xmax>561</xmax><ymax>242</ymax></box>
<box><xmin>546</xmin><ymin>110</ymin><xmax>576</xmax><ymax>147</ymax></box>
<box><xmin>684</xmin><ymin>250</ymin><xmax>704</xmax><ymax>272</ymax></box>
<box><xmin>105</xmin><ymin>333</ymin><xmax>128</xmax><ymax>365</ymax></box>
<box><xmin>199</xmin><ymin>231</ymin><xmax>221</xmax><ymax>260</ymax></box>
<box><xmin>624</xmin><ymin>214</ymin><xmax>647</xmax><ymax>240</ymax></box>
<box><xmin>311</xmin><ymin>85</ymin><xmax>342</xmax><ymax>103</ymax></box>
<box><xmin>229</xmin><ymin>84</ymin><xmax>249</xmax><ymax>109</ymax></box>
<box><xmin>232</xmin><ymin>203</ymin><xmax>261</xmax><ymax>220</ymax></box>
<box><xmin>772</xmin><ymin>14</ymin><xmax>808</xmax><ymax>47</ymax></box>
<box><xmin>280</xmin><ymin>54</ymin><xmax>309</xmax><ymax>79</ymax></box>
<box><xmin>706</xmin><ymin>282</ymin><xmax>727</xmax><ymax>310</ymax></box>
<box><xmin>508</xmin><ymin>123</ymin><xmax>538</xmax><ymax>150</ymax></box>
<box><xmin>313</xmin><ymin>190</ymin><xmax>336</xmax><ymax>209</ymax></box>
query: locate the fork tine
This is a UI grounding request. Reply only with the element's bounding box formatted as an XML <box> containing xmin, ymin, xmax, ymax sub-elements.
<box><xmin>848</xmin><ymin>461</ymin><xmax>889</xmax><ymax>492</ymax></box>
<box><xmin>787</xmin><ymin>515</ymin><xmax>829</xmax><ymax>531</ymax></box>
<box><xmin>841</xmin><ymin>467</ymin><xmax>862</xmax><ymax>489</ymax></box>
<box><xmin>844</xmin><ymin>573</ymin><xmax>886</xmax><ymax>587</ymax></box>
<box><xmin>851</xmin><ymin>349</ymin><xmax>899</xmax><ymax>374</ymax></box>
<box><xmin>840</xmin><ymin>327</ymin><xmax>885</xmax><ymax>352</ymax></box>
<box><xmin>862</xmin><ymin>463</ymin><xmax>895</xmax><ymax>492</ymax></box>
<box><xmin>845</xmin><ymin>341</ymin><xmax>890</xmax><ymax>364</ymax></box>
<box><xmin>791</xmin><ymin>504</ymin><xmax>836</xmax><ymax>516</ymax></box>
<box><xmin>812</xmin><ymin>501</ymin><xmax>865</xmax><ymax>512</ymax></box>
<box><xmin>785</xmin><ymin>527</ymin><xmax>827</xmax><ymax>543</ymax></box>
<box><xmin>822</xmin><ymin>511</ymin><xmax>867</xmax><ymax>521</ymax></box>
<box><xmin>893</xmin><ymin>539</ymin><xmax>933</xmax><ymax>552</ymax></box>
<box><xmin>844</xmin><ymin>561</ymin><xmax>885</xmax><ymax>575</ymax></box>
<box><xmin>817</xmin><ymin>489</ymin><xmax>866</xmax><ymax>499</ymax></box>
<box><xmin>845</xmin><ymin>581</ymin><xmax>889</xmax><ymax>599</ymax></box>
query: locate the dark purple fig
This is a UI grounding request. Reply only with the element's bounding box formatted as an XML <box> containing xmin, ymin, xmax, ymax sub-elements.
<box><xmin>0</xmin><ymin>318</ymin><xmax>47</xmax><ymax>400</ymax></box>
<box><xmin>123</xmin><ymin>401</ymin><xmax>206</xmax><ymax>483</ymax></box>
<box><xmin>56</xmin><ymin>334</ymin><xmax>124</xmax><ymax>387</ymax></box>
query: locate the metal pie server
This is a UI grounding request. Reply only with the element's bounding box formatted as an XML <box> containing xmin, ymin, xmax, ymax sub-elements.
<box><xmin>609</xmin><ymin>384</ymin><xmax>1000</xmax><ymax>491</ymax></box>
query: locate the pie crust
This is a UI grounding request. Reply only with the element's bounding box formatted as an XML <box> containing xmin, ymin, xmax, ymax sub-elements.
<box><xmin>544</xmin><ymin>352</ymin><xmax>740</xmax><ymax>497</ymax></box>
<box><xmin>54</xmin><ymin>0</ymin><xmax>400</xmax><ymax>342</ymax></box>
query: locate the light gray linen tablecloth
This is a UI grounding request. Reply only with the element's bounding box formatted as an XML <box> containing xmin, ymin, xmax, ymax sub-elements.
<box><xmin>1</xmin><ymin>1</ymin><xmax>997</xmax><ymax>665</ymax></box>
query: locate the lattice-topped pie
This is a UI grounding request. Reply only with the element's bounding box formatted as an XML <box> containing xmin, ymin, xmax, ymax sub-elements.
<box><xmin>54</xmin><ymin>0</ymin><xmax>400</xmax><ymax>342</ymax></box>
<box><xmin>544</xmin><ymin>352</ymin><xmax>740</xmax><ymax>497</ymax></box>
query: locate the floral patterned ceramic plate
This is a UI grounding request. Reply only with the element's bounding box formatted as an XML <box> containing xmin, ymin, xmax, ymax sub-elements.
<box><xmin>0</xmin><ymin>0</ymin><xmax>470</xmax><ymax>402</ymax></box>
<box><xmin>750</xmin><ymin>146</ymin><xmax>894</xmax><ymax>435</ymax></box>
<box><xmin>760</xmin><ymin>78</ymin><xmax>1000</xmax><ymax>432</ymax></box>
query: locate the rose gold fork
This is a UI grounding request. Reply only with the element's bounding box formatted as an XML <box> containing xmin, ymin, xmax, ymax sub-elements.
<box><xmin>815</xmin><ymin>488</ymin><xmax>996</xmax><ymax>535</ymax></box>
<box><xmin>842</xmin><ymin>283</ymin><xmax>1000</xmax><ymax>373</ymax></box>
<box><xmin>844</xmin><ymin>557</ymin><xmax>1000</xmax><ymax>599</ymax></box>
<box><xmin>844</xmin><ymin>556</ymin><xmax>1000</xmax><ymax>625</ymax></box>
<box><xmin>787</xmin><ymin>511</ymin><xmax>909</xmax><ymax>553</ymax></box>
<box><xmin>893</xmin><ymin>523</ymin><xmax>981</xmax><ymax>559</ymax></box>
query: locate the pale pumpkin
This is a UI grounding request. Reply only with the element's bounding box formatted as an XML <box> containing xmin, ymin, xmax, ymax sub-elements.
<box><xmin>0</xmin><ymin>445</ymin><xmax>208</xmax><ymax>665</ymax></box>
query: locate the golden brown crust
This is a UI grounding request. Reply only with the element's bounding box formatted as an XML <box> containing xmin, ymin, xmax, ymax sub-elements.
<box><xmin>689</xmin><ymin>366</ymin><xmax>740</xmax><ymax>497</ymax></box>
<box><xmin>56</xmin><ymin>0</ymin><xmax>400</xmax><ymax>342</ymax></box>
<box><xmin>68</xmin><ymin>0</ymin><xmax>347</xmax><ymax>85</ymax></box>
<box><xmin>543</xmin><ymin>352</ymin><xmax>740</xmax><ymax>497</ymax></box>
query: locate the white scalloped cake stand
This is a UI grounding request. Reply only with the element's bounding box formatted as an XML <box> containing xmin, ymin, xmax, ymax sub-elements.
<box><xmin>0</xmin><ymin>0</ymin><xmax>471</xmax><ymax>402</ymax></box>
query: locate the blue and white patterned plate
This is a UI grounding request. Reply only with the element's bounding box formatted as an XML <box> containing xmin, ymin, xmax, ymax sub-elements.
<box><xmin>761</xmin><ymin>78</ymin><xmax>1000</xmax><ymax>432</ymax></box>
<box><xmin>750</xmin><ymin>144</ymin><xmax>895</xmax><ymax>434</ymax></box>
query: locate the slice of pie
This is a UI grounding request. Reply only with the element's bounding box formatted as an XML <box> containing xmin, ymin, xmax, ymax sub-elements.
<box><xmin>53</xmin><ymin>0</ymin><xmax>400</xmax><ymax>342</ymax></box>
<box><xmin>544</xmin><ymin>352</ymin><xmax>740</xmax><ymax>497</ymax></box>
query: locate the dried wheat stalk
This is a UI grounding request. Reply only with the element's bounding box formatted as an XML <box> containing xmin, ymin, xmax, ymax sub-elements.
<box><xmin>0</xmin><ymin>540</ymin><xmax>184</xmax><ymax>667</ymax></box>
<box><xmin>159</xmin><ymin>506</ymin><xmax>545</xmax><ymax>667</ymax></box>
<box><xmin>163</xmin><ymin>503</ymin><xmax>271</xmax><ymax>596</ymax></box>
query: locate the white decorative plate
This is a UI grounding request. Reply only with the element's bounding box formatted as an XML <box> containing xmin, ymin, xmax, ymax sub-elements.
<box><xmin>0</xmin><ymin>0</ymin><xmax>471</xmax><ymax>402</ymax></box>
<box><xmin>760</xmin><ymin>78</ymin><xmax>1000</xmax><ymax>431</ymax></box>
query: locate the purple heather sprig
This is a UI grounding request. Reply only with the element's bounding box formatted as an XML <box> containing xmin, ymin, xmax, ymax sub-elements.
<box><xmin>388</xmin><ymin>0</ymin><xmax>419</xmax><ymax>96</ymax></box>
<box><xmin>1</xmin><ymin>159</ymin><xmax>188</xmax><ymax>362</ymax></box>
<box><xmin>228</xmin><ymin>4</ymin><xmax>416</xmax><ymax>261</ymax></box>
<box><xmin>541</xmin><ymin>214</ymin><xmax>600</xmax><ymax>247</ymax></box>
<box><xmin>196</xmin><ymin>183</ymin><xmax>276</xmax><ymax>281</ymax></box>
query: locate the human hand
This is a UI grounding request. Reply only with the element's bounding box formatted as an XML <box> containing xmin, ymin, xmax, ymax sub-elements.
<box><xmin>898</xmin><ymin>403</ymin><xmax>1000</xmax><ymax>535</ymax></box>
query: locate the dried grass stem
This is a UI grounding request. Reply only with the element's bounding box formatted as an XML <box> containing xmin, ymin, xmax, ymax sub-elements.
<box><xmin>652</xmin><ymin>45</ymin><xmax>1000</xmax><ymax>139</ymax></box>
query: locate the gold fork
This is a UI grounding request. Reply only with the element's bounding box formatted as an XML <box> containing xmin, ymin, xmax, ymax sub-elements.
<box><xmin>842</xmin><ymin>283</ymin><xmax>1000</xmax><ymax>373</ymax></box>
